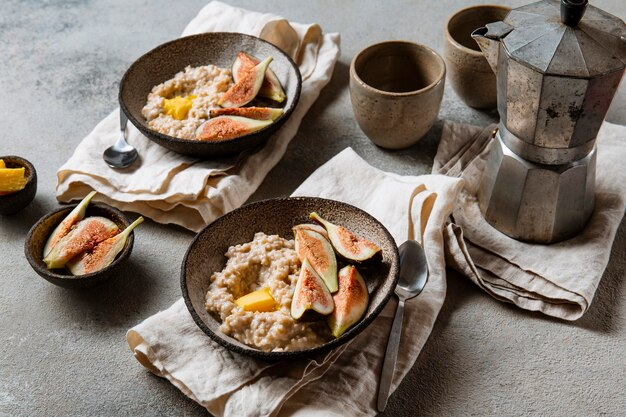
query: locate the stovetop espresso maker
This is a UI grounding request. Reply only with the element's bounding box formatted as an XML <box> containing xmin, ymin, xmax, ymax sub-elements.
<box><xmin>472</xmin><ymin>0</ymin><xmax>626</xmax><ymax>243</ymax></box>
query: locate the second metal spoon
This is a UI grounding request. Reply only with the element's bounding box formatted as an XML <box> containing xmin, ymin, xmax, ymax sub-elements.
<box><xmin>103</xmin><ymin>110</ymin><xmax>138</xmax><ymax>169</ymax></box>
<box><xmin>377</xmin><ymin>239</ymin><xmax>429</xmax><ymax>412</ymax></box>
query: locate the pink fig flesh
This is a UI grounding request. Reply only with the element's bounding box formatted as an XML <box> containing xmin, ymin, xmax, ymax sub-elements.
<box><xmin>327</xmin><ymin>265</ymin><xmax>369</xmax><ymax>338</ymax></box>
<box><xmin>290</xmin><ymin>259</ymin><xmax>334</xmax><ymax>320</ymax></box>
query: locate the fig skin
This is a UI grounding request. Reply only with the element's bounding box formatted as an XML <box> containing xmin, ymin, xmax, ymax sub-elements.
<box><xmin>290</xmin><ymin>258</ymin><xmax>334</xmax><ymax>320</ymax></box>
<box><xmin>195</xmin><ymin>116</ymin><xmax>272</xmax><ymax>141</ymax></box>
<box><xmin>219</xmin><ymin>56</ymin><xmax>273</xmax><ymax>108</ymax></box>
<box><xmin>294</xmin><ymin>228</ymin><xmax>338</xmax><ymax>293</ymax></box>
<box><xmin>292</xmin><ymin>223</ymin><xmax>328</xmax><ymax>240</ymax></box>
<box><xmin>209</xmin><ymin>107</ymin><xmax>283</xmax><ymax>121</ymax></box>
<box><xmin>232</xmin><ymin>51</ymin><xmax>286</xmax><ymax>103</ymax></box>
<box><xmin>43</xmin><ymin>191</ymin><xmax>96</xmax><ymax>257</ymax></box>
<box><xmin>327</xmin><ymin>265</ymin><xmax>369</xmax><ymax>338</ymax></box>
<box><xmin>309</xmin><ymin>212</ymin><xmax>382</xmax><ymax>263</ymax></box>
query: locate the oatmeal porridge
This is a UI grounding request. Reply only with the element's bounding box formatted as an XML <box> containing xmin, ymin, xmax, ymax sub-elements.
<box><xmin>205</xmin><ymin>232</ymin><xmax>332</xmax><ymax>352</ymax></box>
<box><xmin>141</xmin><ymin>64</ymin><xmax>233</xmax><ymax>140</ymax></box>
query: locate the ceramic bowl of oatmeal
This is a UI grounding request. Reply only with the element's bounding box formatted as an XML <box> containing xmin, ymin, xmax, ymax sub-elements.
<box><xmin>119</xmin><ymin>32</ymin><xmax>301</xmax><ymax>157</ymax></box>
<box><xmin>181</xmin><ymin>197</ymin><xmax>400</xmax><ymax>360</ymax></box>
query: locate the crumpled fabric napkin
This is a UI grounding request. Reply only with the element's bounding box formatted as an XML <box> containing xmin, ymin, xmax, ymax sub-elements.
<box><xmin>435</xmin><ymin>121</ymin><xmax>626</xmax><ymax>320</ymax></box>
<box><xmin>55</xmin><ymin>1</ymin><xmax>340</xmax><ymax>232</ymax></box>
<box><xmin>127</xmin><ymin>148</ymin><xmax>464</xmax><ymax>416</ymax></box>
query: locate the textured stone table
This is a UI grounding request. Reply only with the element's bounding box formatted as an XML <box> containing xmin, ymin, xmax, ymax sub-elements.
<box><xmin>1</xmin><ymin>1</ymin><xmax>624</xmax><ymax>416</ymax></box>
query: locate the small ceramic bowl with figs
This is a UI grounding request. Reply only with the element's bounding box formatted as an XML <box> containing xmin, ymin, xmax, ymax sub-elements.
<box><xmin>25</xmin><ymin>202</ymin><xmax>136</xmax><ymax>288</ymax></box>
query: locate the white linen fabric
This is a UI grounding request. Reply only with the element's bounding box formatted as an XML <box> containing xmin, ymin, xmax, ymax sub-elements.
<box><xmin>435</xmin><ymin>121</ymin><xmax>626</xmax><ymax>320</ymax></box>
<box><xmin>127</xmin><ymin>148</ymin><xmax>464</xmax><ymax>416</ymax></box>
<box><xmin>55</xmin><ymin>1</ymin><xmax>340</xmax><ymax>232</ymax></box>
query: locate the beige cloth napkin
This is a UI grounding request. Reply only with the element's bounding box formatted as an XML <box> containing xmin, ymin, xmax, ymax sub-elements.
<box><xmin>55</xmin><ymin>1</ymin><xmax>340</xmax><ymax>232</ymax></box>
<box><xmin>127</xmin><ymin>148</ymin><xmax>464</xmax><ymax>416</ymax></box>
<box><xmin>435</xmin><ymin>121</ymin><xmax>626</xmax><ymax>320</ymax></box>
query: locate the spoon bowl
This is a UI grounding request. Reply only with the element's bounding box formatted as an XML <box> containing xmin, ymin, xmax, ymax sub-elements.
<box><xmin>103</xmin><ymin>110</ymin><xmax>138</xmax><ymax>169</ymax></box>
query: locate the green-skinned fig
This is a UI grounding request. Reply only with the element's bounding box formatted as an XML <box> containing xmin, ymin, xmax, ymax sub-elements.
<box><xmin>309</xmin><ymin>212</ymin><xmax>382</xmax><ymax>263</ymax></box>
<box><xmin>294</xmin><ymin>228</ymin><xmax>338</xmax><ymax>293</ymax></box>
<box><xmin>43</xmin><ymin>191</ymin><xmax>97</xmax><ymax>257</ymax></box>
<box><xmin>195</xmin><ymin>116</ymin><xmax>272</xmax><ymax>141</ymax></box>
<box><xmin>219</xmin><ymin>56</ymin><xmax>273</xmax><ymax>108</ymax></box>
<box><xmin>290</xmin><ymin>258</ymin><xmax>334</xmax><ymax>320</ymax></box>
<box><xmin>292</xmin><ymin>223</ymin><xmax>328</xmax><ymax>240</ymax></box>
<box><xmin>209</xmin><ymin>107</ymin><xmax>283</xmax><ymax>121</ymax></box>
<box><xmin>232</xmin><ymin>51</ymin><xmax>286</xmax><ymax>103</ymax></box>
<box><xmin>327</xmin><ymin>265</ymin><xmax>369</xmax><ymax>338</ymax></box>
<box><xmin>67</xmin><ymin>217</ymin><xmax>144</xmax><ymax>276</ymax></box>
<box><xmin>43</xmin><ymin>216</ymin><xmax>119</xmax><ymax>269</ymax></box>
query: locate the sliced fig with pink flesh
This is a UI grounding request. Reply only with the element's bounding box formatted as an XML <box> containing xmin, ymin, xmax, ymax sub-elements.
<box><xmin>219</xmin><ymin>56</ymin><xmax>273</xmax><ymax>108</ymax></box>
<box><xmin>232</xmin><ymin>51</ymin><xmax>286</xmax><ymax>103</ymax></box>
<box><xmin>309</xmin><ymin>212</ymin><xmax>382</xmax><ymax>263</ymax></box>
<box><xmin>195</xmin><ymin>116</ymin><xmax>272</xmax><ymax>141</ymax></box>
<box><xmin>43</xmin><ymin>191</ymin><xmax>97</xmax><ymax>257</ymax></box>
<box><xmin>327</xmin><ymin>265</ymin><xmax>369</xmax><ymax>338</ymax></box>
<box><xmin>43</xmin><ymin>216</ymin><xmax>119</xmax><ymax>269</ymax></box>
<box><xmin>292</xmin><ymin>223</ymin><xmax>329</xmax><ymax>240</ymax></box>
<box><xmin>294</xmin><ymin>228</ymin><xmax>338</xmax><ymax>293</ymax></box>
<box><xmin>209</xmin><ymin>107</ymin><xmax>283</xmax><ymax>121</ymax></box>
<box><xmin>67</xmin><ymin>217</ymin><xmax>144</xmax><ymax>276</ymax></box>
<box><xmin>290</xmin><ymin>258</ymin><xmax>334</xmax><ymax>320</ymax></box>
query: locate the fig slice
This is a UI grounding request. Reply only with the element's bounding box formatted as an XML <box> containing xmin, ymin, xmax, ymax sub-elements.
<box><xmin>209</xmin><ymin>107</ymin><xmax>283</xmax><ymax>121</ymax></box>
<box><xmin>219</xmin><ymin>56</ymin><xmax>273</xmax><ymax>108</ymax></box>
<box><xmin>43</xmin><ymin>216</ymin><xmax>120</xmax><ymax>270</ymax></box>
<box><xmin>232</xmin><ymin>51</ymin><xmax>286</xmax><ymax>103</ymax></box>
<box><xmin>290</xmin><ymin>258</ymin><xmax>334</xmax><ymax>320</ymax></box>
<box><xmin>67</xmin><ymin>216</ymin><xmax>144</xmax><ymax>276</ymax></box>
<box><xmin>327</xmin><ymin>265</ymin><xmax>369</xmax><ymax>338</ymax></box>
<box><xmin>195</xmin><ymin>116</ymin><xmax>272</xmax><ymax>141</ymax></box>
<box><xmin>309</xmin><ymin>212</ymin><xmax>382</xmax><ymax>263</ymax></box>
<box><xmin>292</xmin><ymin>223</ymin><xmax>328</xmax><ymax>240</ymax></box>
<box><xmin>294</xmin><ymin>228</ymin><xmax>338</xmax><ymax>293</ymax></box>
<box><xmin>43</xmin><ymin>191</ymin><xmax>97</xmax><ymax>257</ymax></box>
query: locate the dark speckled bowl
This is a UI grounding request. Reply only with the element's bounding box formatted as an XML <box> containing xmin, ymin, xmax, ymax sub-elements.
<box><xmin>119</xmin><ymin>32</ymin><xmax>302</xmax><ymax>158</ymax></box>
<box><xmin>25</xmin><ymin>203</ymin><xmax>135</xmax><ymax>288</ymax></box>
<box><xmin>181</xmin><ymin>197</ymin><xmax>400</xmax><ymax>360</ymax></box>
<box><xmin>0</xmin><ymin>156</ymin><xmax>37</xmax><ymax>215</ymax></box>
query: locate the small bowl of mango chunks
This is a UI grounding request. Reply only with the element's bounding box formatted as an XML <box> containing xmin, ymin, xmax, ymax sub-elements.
<box><xmin>0</xmin><ymin>156</ymin><xmax>37</xmax><ymax>215</ymax></box>
<box><xmin>25</xmin><ymin>192</ymin><xmax>144</xmax><ymax>288</ymax></box>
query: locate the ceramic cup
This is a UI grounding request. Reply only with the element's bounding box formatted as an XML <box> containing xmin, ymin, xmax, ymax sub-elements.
<box><xmin>350</xmin><ymin>41</ymin><xmax>446</xmax><ymax>149</ymax></box>
<box><xmin>444</xmin><ymin>5</ymin><xmax>510</xmax><ymax>109</ymax></box>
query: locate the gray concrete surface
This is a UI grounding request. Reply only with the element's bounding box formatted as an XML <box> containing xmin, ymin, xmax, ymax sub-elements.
<box><xmin>1</xmin><ymin>0</ymin><xmax>625</xmax><ymax>416</ymax></box>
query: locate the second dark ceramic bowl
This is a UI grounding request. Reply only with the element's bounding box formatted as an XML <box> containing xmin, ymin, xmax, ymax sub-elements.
<box><xmin>119</xmin><ymin>32</ymin><xmax>302</xmax><ymax>158</ymax></box>
<box><xmin>25</xmin><ymin>203</ymin><xmax>135</xmax><ymax>288</ymax></box>
<box><xmin>0</xmin><ymin>155</ymin><xmax>37</xmax><ymax>215</ymax></box>
<box><xmin>181</xmin><ymin>197</ymin><xmax>400</xmax><ymax>360</ymax></box>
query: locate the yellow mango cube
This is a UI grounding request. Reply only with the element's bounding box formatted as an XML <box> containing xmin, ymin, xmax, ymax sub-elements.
<box><xmin>235</xmin><ymin>287</ymin><xmax>276</xmax><ymax>312</ymax></box>
<box><xmin>0</xmin><ymin>159</ymin><xmax>5</xmax><ymax>168</ymax></box>
<box><xmin>0</xmin><ymin>167</ymin><xmax>27</xmax><ymax>193</ymax></box>
<box><xmin>163</xmin><ymin>95</ymin><xmax>196</xmax><ymax>120</ymax></box>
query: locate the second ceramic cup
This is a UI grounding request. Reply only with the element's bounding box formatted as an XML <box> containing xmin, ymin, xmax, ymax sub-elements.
<box><xmin>444</xmin><ymin>5</ymin><xmax>510</xmax><ymax>109</ymax></box>
<box><xmin>350</xmin><ymin>41</ymin><xmax>445</xmax><ymax>149</ymax></box>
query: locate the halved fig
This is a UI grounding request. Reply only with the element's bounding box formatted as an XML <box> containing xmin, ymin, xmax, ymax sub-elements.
<box><xmin>195</xmin><ymin>116</ymin><xmax>272</xmax><ymax>141</ymax></box>
<box><xmin>290</xmin><ymin>258</ymin><xmax>334</xmax><ymax>320</ymax></box>
<box><xmin>232</xmin><ymin>51</ymin><xmax>286</xmax><ymax>103</ymax></box>
<box><xmin>294</xmin><ymin>229</ymin><xmax>338</xmax><ymax>293</ymax></box>
<box><xmin>218</xmin><ymin>56</ymin><xmax>273</xmax><ymax>108</ymax></box>
<box><xmin>310</xmin><ymin>212</ymin><xmax>382</xmax><ymax>263</ymax></box>
<box><xmin>209</xmin><ymin>107</ymin><xmax>283</xmax><ymax>121</ymax></box>
<box><xmin>67</xmin><ymin>217</ymin><xmax>143</xmax><ymax>276</ymax></box>
<box><xmin>43</xmin><ymin>191</ymin><xmax>97</xmax><ymax>257</ymax></box>
<box><xmin>327</xmin><ymin>265</ymin><xmax>369</xmax><ymax>338</ymax></box>
<box><xmin>43</xmin><ymin>216</ymin><xmax>119</xmax><ymax>270</ymax></box>
<box><xmin>292</xmin><ymin>223</ymin><xmax>328</xmax><ymax>240</ymax></box>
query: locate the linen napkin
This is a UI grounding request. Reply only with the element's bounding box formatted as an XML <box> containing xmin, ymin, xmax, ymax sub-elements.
<box><xmin>55</xmin><ymin>1</ymin><xmax>340</xmax><ymax>232</ymax></box>
<box><xmin>435</xmin><ymin>121</ymin><xmax>626</xmax><ymax>320</ymax></box>
<box><xmin>127</xmin><ymin>148</ymin><xmax>464</xmax><ymax>416</ymax></box>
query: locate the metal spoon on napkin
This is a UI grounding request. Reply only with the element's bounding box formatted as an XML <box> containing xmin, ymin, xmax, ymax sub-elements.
<box><xmin>377</xmin><ymin>239</ymin><xmax>429</xmax><ymax>412</ymax></box>
<box><xmin>103</xmin><ymin>110</ymin><xmax>138</xmax><ymax>169</ymax></box>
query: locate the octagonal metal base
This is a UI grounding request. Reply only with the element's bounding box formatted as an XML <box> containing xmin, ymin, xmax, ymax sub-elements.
<box><xmin>477</xmin><ymin>132</ymin><xmax>596</xmax><ymax>244</ymax></box>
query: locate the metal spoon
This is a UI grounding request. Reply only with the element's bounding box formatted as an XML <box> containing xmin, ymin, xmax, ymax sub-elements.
<box><xmin>377</xmin><ymin>240</ymin><xmax>429</xmax><ymax>412</ymax></box>
<box><xmin>103</xmin><ymin>110</ymin><xmax>138</xmax><ymax>169</ymax></box>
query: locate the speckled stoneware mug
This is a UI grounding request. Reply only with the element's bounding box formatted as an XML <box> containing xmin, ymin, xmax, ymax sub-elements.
<box><xmin>350</xmin><ymin>41</ymin><xmax>446</xmax><ymax>149</ymax></box>
<box><xmin>444</xmin><ymin>5</ymin><xmax>510</xmax><ymax>109</ymax></box>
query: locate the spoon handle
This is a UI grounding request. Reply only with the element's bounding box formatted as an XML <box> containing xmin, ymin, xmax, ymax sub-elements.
<box><xmin>377</xmin><ymin>297</ymin><xmax>405</xmax><ymax>412</ymax></box>
<box><xmin>117</xmin><ymin>110</ymin><xmax>128</xmax><ymax>147</ymax></box>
